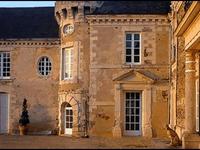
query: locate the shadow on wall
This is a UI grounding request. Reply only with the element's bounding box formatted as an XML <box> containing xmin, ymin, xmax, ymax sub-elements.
<box><xmin>27</xmin><ymin>104</ymin><xmax>58</xmax><ymax>135</ymax></box>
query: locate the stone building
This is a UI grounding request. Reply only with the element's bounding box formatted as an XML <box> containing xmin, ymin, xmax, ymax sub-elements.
<box><xmin>169</xmin><ymin>1</ymin><xmax>200</xmax><ymax>148</ymax></box>
<box><xmin>0</xmin><ymin>1</ymin><xmax>171</xmax><ymax>139</ymax></box>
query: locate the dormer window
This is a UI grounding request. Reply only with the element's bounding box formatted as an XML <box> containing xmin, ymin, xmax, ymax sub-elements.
<box><xmin>72</xmin><ymin>7</ymin><xmax>78</xmax><ymax>19</ymax></box>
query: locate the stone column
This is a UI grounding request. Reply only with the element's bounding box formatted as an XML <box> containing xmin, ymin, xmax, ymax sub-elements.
<box><xmin>112</xmin><ymin>83</ymin><xmax>122</xmax><ymax>137</ymax></box>
<box><xmin>185</xmin><ymin>51</ymin><xmax>196</xmax><ymax>133</ymax></box>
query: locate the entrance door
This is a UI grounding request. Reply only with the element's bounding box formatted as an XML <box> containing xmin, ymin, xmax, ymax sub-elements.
<box><xmin>0</xmin><ymin>93</ymin><xmax>9</xmax><ymax>133</ymax></box>
<box><xmin>64</xmin><ymin>104</ymin><xmax>73</xmax><ymax>135</ymax></box>
<box><xmin>124</xmin><ymin>92</ymin><xmax>141</xmax><ymax>136</ymax></box>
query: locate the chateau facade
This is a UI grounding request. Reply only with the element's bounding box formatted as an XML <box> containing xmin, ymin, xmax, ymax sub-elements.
<box><xmin>170</xmin><ymin>1</ymin><xmax>200</xmax><ymax>148</ymax></box>
<box><xmin>0</xmin><ymin>1</ymin><xmax>199</xmax><ymax>148</ymax></box>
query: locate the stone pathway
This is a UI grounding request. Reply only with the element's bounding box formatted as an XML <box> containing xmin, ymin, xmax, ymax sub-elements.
<box><xmin>0</xmin><ymin>135</ymin><xmax>181</xmax><ymax>149</ymax></box>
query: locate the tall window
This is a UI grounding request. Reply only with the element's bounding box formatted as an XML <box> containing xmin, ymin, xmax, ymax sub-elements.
<box><xmin>125</xmin><ymin>33</ymin><xmax>141</xmax><ymax>64</ymax></box>
<box><xmin>0</xmin><ymin>52</ymin><xmax>10</xmax><ymax>79</ymax></box>
<box><xmin>63</xmin><ymin>48</ymin><xmax>73</xmax><ymax>80</ymax></box>
<box><xmin>38</xmin><ymin>56</ymin><xmax>52</xmax><ymax>76</ymax></box>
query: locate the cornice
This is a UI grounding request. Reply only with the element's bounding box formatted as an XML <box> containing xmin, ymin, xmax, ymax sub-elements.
<box><xmin>0</xmin><ymin>39</ymin><xmax>61</xmax><ymax>47</ymax></box>
<box><xmin>86</xmin><ymin>15</ymin><xmax>170</xmax><ymax>25</ymax></box>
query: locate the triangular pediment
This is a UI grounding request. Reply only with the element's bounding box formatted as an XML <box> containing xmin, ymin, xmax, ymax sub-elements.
<box><xmin>112</xmin><ymin>69</ymin><xmax>155</xmax><ymax>84</ymax></box>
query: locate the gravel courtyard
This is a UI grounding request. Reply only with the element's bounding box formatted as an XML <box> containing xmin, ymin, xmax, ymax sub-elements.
<box><xmin>0</xmin><ymin>135</ymin><xmax>181</xmax><ymax>149</ymax></box>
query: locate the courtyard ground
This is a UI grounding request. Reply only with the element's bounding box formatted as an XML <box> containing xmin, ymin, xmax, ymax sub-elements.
<box><xmin>0</xmin><ymin>135</ymin><xmax>181</xmax><ymax>149</ymax></box>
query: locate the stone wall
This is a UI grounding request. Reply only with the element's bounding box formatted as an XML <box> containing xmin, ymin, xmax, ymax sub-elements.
<box><xmin>0</xmin><ymin>39</ymin><xmax>60</xmax><ymax>134</ymax></box>
<box><xmin>88</xmin><ymin>15</ymin><xmax>170</xmax><ymax>137</ymax></box>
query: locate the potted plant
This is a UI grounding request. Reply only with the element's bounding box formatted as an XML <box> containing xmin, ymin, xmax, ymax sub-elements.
<box><xmin>19</xmin><ymin>98</ymin><xmax>30</xmax><ymax>135</ymax></box>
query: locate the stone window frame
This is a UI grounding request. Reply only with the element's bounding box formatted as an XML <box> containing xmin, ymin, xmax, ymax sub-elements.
<box><xmin>0</xmin><ymin>51</ymin><xmax>10</xmax><ymax>79</ymax></box>
<box><xmin>37</xmin><ymin>56</ymin><xmax>52</xmax><ymax>77</ymax></box>
<box><xmin>125</xmin><ymin>32</ymin><xmax>141</xmax><ymax>65</ymax></box>
<box><xmin>62</xmin><ymin>47</ymin><xmax>73</xmax><ymax>80</ymax></box>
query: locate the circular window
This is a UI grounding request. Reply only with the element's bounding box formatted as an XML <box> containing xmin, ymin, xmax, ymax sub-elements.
<box><xmin>63</xmin><ymin>24</ymin><xmax>74</xmax><ymax>35</ymax></box>
<box><xmin>38</xmin><ymin>56</ymin><xmax>52</xmax><ymax>76</ymax></box>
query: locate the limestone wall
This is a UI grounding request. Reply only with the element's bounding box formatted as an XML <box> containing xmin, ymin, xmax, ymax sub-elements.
<box><xmin>0</xmin><ymin>40</ymin><xmax>60</xmax><ymax>134</ymax></box>
<box><xmin>88</xmin><ymin>15</ymin><xmax>170</xmax><ymax>137</ymax></box>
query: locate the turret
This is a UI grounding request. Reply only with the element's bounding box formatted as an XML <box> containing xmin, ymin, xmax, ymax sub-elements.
<box><xmin>55</xmin><ymin>1</ymin><xmax>102</xmax><ymax>25</ymax></box>
<box><xmin>55</xmin><ymin>1</ymin><xmax>103</xmax><ymax>136</ymax></box>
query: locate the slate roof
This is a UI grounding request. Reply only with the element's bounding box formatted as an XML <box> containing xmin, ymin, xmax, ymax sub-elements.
<box><xmin>93</xmin><ymin>1</ymin><xmax>171</xmax><ymax>15</ymax></box>
<box><xmin>0</xmin><ymin>1</ymin><xmax>171</xmax><ymax>39</ymax></box>
<box><xmin>0</xmin><ymin>7</ymin><xmax>59</xmax><ymax>39</ymax></box>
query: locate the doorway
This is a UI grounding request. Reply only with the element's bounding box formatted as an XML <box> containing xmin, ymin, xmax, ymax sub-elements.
<box><xmin>0</xmin><ymin>93</ymin><xmax>9</xmax><ymax>134</ymax></box>
<box><xmin>124</xmin><ymin>92</ymin><xmax>142</xmax><ymax>136</ymax></box>
<box><xmin>64</xmin><ymin>103</ymin><xmax>73</xmax><ymax>135</ymax></box>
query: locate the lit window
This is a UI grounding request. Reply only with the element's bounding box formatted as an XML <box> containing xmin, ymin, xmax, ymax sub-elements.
<box><xmin>38</xmin><ymin>56</ymin><xmax>52</xmax><ymax>76</ymax></box>
<box><xmin>63</xmin><ymin>48</ymin><xmax>73</xmax><ymax>80</ymax></box>
<box><xmin>125</xmin><ymin>33</ymin><xmax>141</xmax><ymax>64</ymax></box>
<box><xmin>0</xmin><ymin>52</ymin><xmax>10</xmax><ymax>79</ymax></box>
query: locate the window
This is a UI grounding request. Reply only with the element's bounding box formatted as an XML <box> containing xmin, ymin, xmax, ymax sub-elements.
<box><xmin>72</xmin><ymin>7</ymin><xmax>78</xmax><ymax>19</ymax></box>
<box><xmin>125</xmin><ymin>33</ymin><xmax>141</xmax><ymax>64</ymax></box>
<box><xmin>0</xmin><ymin>52</ymin><xmax>10</xmax><ymax>79</ymax></box>
<box><xmin>63</xmin><ymin>48</ymin><xmax>73</xmax><ymax>80</ymax></box>
<box><xmin>61</xmin><ymin>8</ymin><xmax>67</xmax><ymax>19</ymax></box>
<box><xmin>38</xmin><ymin>56</ymin><xmax>52</xmax><ymax>76</ymax></box>
<box><xmin>84</xmin><ymin>6</ymin><xmax>90</xmax><ymax>15</ymax></box>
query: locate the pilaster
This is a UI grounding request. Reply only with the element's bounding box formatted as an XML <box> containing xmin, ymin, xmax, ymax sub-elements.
<box><xmin>112</xmin><ymin>83</ymin><xmax>122</xmax><ymax>137</ymax></box>
<box><xmin>184</xmin><ymin>51</ymin><xmax>196</xmax><ymax>133</ymax></box>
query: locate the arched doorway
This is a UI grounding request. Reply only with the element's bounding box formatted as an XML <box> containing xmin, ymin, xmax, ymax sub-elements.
<box><xmin>64</xmin><ymin>103</ymin><xmax>73</xmax><ymax>135</ymax></box>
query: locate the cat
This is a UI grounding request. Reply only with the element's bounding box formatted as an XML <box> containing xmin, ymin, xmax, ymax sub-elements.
<box><xmin>166</xmin><ymin>124</ymin><xmax>182</xmax><ymax>147</ymax></box>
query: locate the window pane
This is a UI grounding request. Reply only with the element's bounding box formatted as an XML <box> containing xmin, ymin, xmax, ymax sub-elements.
<box><xmin>134</xmin><ymin>42</ymin><xmax>140</xmax><ymax>48</ymax></box>
<box><xmin>126</xmin><ymin>124</ymin><xmax>129</xmax><ymax>130</ymax></box>
<box><xmin>135</xmin><ymin>124</ymin><xmax>140</xmax><ymax>130</ymax></box>
<box><xmin>136</xmin><ymin>101</ymin><xmax>140</xmax><ymax>107</ymax></box>
<box><xmin>134</xmin><ymin>49</ymin><xmax>140</xmax><ymax>55</ymax></box>
<box><xmin>126</xmin><ymin>34</ymin><xmax>132</xmax><ymax>40</ymax></box>
<box><xmin>126</xmin><ymin>56</ymin><xmax>132</xmax><ymax>63</ymax></box>
<box><xmin>136</xmin><ymin>116</ymin><xmax>140</xmax><ymax>122</ymax></box>
<box><xmin>131</xmin><ymin>116</ymin><xmax>134</xmax><ymax>122</ymax></box>
<box><xmin>131</xmin><ymin>93</ymin><xmax>134</xmax><ymax>99</ymax></box>
<box><xmin>126</xmin><ymin>49</ymin><xmax>132</xmax><ymax>55</ymax></box>
<box><xmin>126</xmin><ymin>108</ymin><xmax>129</xmax><ymax>114</ymax></box>
<box><xmin>126</xmin><ymin>41</ymin><xmax>132</xmax><ymax>48</ymax></box>
<box><xmin>131</xmin><ymin>101</ymin><xmax>134</xmax><ymax>107</ymax></box>
<box><xmin>126</xmin><ymin>116</ymin><xmax>129</xmax><ymax>122</ymax></box>
<box><xmin>126</xmin><ymin>93</ymin><xmax>130</xmax><ymax>99</ymax></box>
<box><xmin>126</xmin><ymin>101</ymin><xmax>130</xmax><ymax>107</ymax></box>
<box><xmin>131</xmin><ymin>124</ymin><xmax>134</xmax><ymax>130</ymax></box>
<box><xmin>134</xmin><ymin>34</ymin><xmax>140</xmax><ymax>40</ymax></box>
<box><xmin>136</xmin><ymin>108</ymin><xmax>140</xmax><ymax>115</ymax></box>
<box><xmin>136</xmin><ymin>93</ymin><xmax>140</xmax><ymax>99</ymax></box>
<box><xmin>134</xmin><ymin>56</ymin><xmax>140</xmax><ymax>63</ymax></box>
<box><xmin>131</xmin><ymin>108</ymin><xmax>134</xmax><ymax>114</ymax></box>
